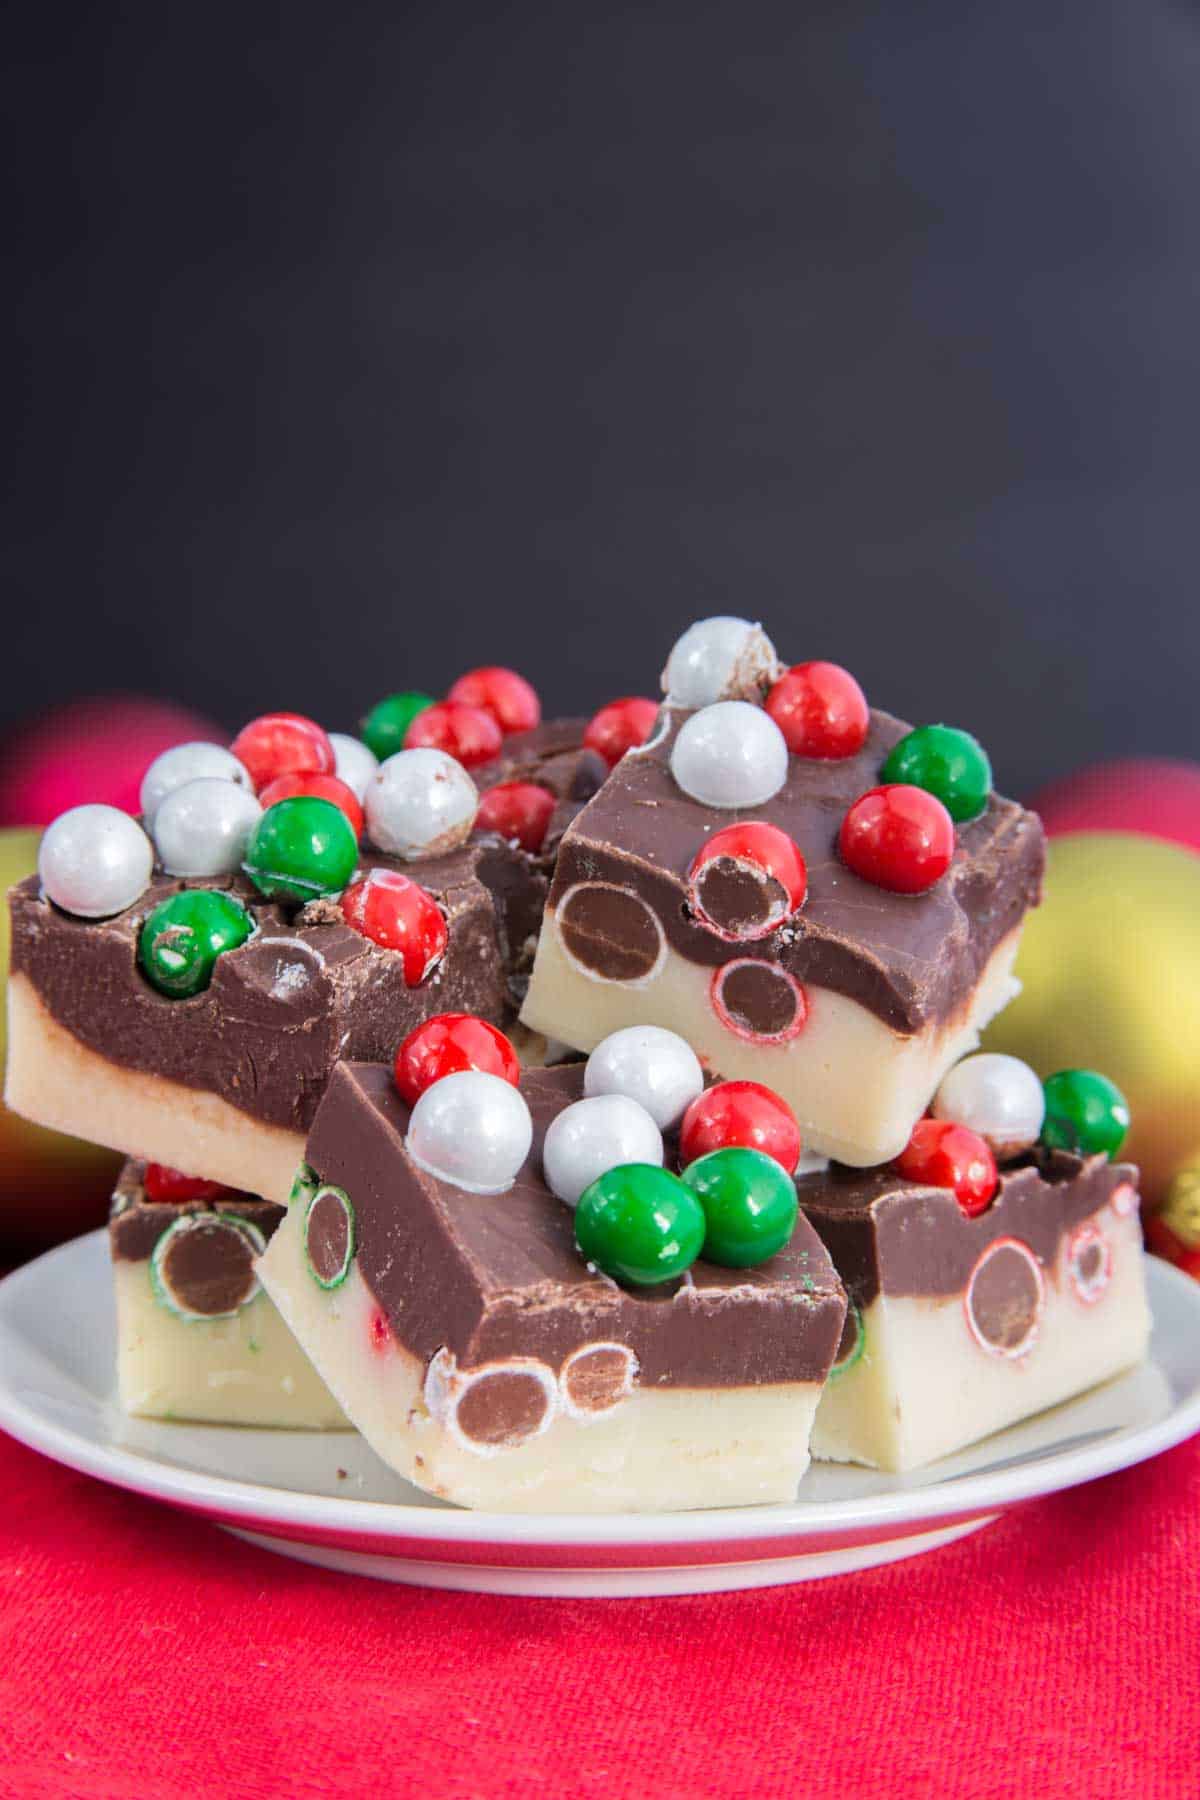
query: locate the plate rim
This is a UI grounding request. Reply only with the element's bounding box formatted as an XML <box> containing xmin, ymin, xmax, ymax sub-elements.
<box><xmin>2</xmin><ymin>1231</ymin><xmax>1199</xmax><ymax>1558</ymax></box>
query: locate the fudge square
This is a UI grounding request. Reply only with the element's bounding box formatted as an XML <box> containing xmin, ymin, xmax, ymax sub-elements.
<box><xmin>109</xmin><ymin>1161</ymin><xmax>347</xmax><ymax>1428</ymax></box>
<box><xmin>257</xmin><ymin>1062</ymin><xmax>847</xmax><ymax>1513</ymax></box>
<box><xmin>802</xmin><ymin>1150</ymin><xmax>1149</xmax><ymax>1471</ymax></box>
<box><xmin>521</xmin><ymin>703</ymin><xmax>1044</xmax><ymax>1166</ymax></box>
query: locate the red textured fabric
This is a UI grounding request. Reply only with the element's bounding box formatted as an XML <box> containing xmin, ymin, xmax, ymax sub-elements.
<box><xmin>1</xmin><ymin>1430</ymin><xmax>1197</xmax><ymax>1798</ymax></box>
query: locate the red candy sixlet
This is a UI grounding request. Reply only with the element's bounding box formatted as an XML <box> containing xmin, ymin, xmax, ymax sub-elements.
<box><xmin>394</xmin><ymin>1012</ymin><xmax>521</xmax><ymax>1106</ymax></box>
<box><xmin>680</xmin><ymin>1081</ymin><xmax>802</xmax><ymax>1176</ymax></box>
<box><xmin>765</xmin><ymin>662</ymin><xmax>869</xmax><ymax>760</ymax></box>
<box><xmin>143</xmin><ymin>1164</ymin><xmax>233</xmax><ymax>1203</ymax></box>
<box><xmin>230</xmin><ymin>712</ymin><xmax>335</xmax><ymax>792</ymax></box>
<box><xmin>404</xmin><ymin>700</ymin><xmax>503</xmax><ymax>768</ymax></box>
<box><xmin>687</xmin><ymin>822</ymin><xmax>807</xmax><ymax>942</ymax></box>
<box><xmin>447</xmin><ymin>667</ymin><xmax>541</xmax><ymax>735</ymax></box>
<box><xmin>839</xmin><ymin>784</ymin><xmax>955</xmax><ymax>894</ymax></box>
<box><xmin>896</xmin><ymin>1119</ymin><xmax>998</xmax><ymax>1217</ymax></box>
<box><xmin>341</xmin><ymin>869</ymin><xmax>447</xmax><ymax>986</ymax></box>
<box><xmin>259</xmin><ymin>772</ymin><xmax>364</xmax><ymax>838</ymax></box>
<box><xmin>476</xmin><ymin>782</ymin><xmax>556</xmax><ymax>853</ymax></box>
<box><xmin>583</xmin><ymin>697</ymin><xmax>660</xmax><ymax>768</ymax></box>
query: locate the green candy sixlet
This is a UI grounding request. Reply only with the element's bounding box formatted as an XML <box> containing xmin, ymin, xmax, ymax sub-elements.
<box><xmin>138</xmin><ymin>888</ymin><xmax>254</xmax><ymax>998</ymax></box>
<box><xmin>575</xmin><ymin>1163</ymin><xmax>705</xmax><ymax>1287</ymax></box>
<box><xmin>361</xmin><ymin>692</ymin><xmax>436</xmax><ymax>762</ymax></box>
<box><xmin>881</xmin><ymin>724</ymin><xmax>992</xmax><ymax>823</ymax></box>
<box><xmin>682</xmin><ymin>1145</ymin><xmax>798</xmax><ymax>1267</ymax></box>
<box><xmin>243</xmin><ymin>796</ymin><xmax>358</xmax><ymax>903</ymax></box>
<box><xmin>1041</xmin><ymin>1069</ymin><xmax>1131</xmax><ymax>1160</ymax></box>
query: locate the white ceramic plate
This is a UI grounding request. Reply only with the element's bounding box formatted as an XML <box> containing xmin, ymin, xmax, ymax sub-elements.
<box><xmin>3</xmin><ymin>1231</ymin><xmax>1199</xmax><ymax>1597</ymax></box>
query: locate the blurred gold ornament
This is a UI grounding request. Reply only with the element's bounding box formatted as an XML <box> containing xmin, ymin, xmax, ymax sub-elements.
<box><xmin>984</xmin><ymin>831</ymin><xmax>1200</xmax><ymax>1204</ymax></box>
<box><xmin>1161</xmin><ymin>1159</ymin><xmax>1200</xmax><ymax>1250</ymax></box>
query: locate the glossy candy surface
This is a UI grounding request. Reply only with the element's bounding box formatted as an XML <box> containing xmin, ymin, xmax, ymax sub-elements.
<box><xmin>679</xmin><ymin>1080</ymin><xmax>802</xmax><ymax>1175</ymax></box>
<box><xmin>259</xmin><ymin>772</ymin><xmax>364</xmax><ymax>838</ymax></box>
<box><xmin>574</xmin><ymin>1164</ymin><xmax>705</xmax><ymax>1287</ymax></box>
<box><xmin>138</xmin><ymin>889</ymin><xmax>254</xmax><ymax>999</ymax></box>
<box><xmin>38</xmin><ymin>805</ymin><xmax>154</xmax><ymax>918</ymax></box>
<box><xmin>475</xmin><ymin>782</ymin><xmax>556</xmax><ymax>853</ymax></box>
<box><xmin>687</xmin><ymin>821</ymin><xmax>807</xmax><ymax>941</ymax></box>
<box><xmin>230</xmin><ymin>714</ymin><xmax>335</xmax><ymax>793</ymax></box>
<box><xmin>139</xmin><ymin>743</ymin><xmax>253</xmax><ymax>823</ymax></box>
<box><xmin>1042</xmin><ymin>1070</ymin><xmax>1131</xmax><ymax>1160</ymax></box>
<box><xmin>682</xmin><ymin>1145</ymin><xmax>799</xmax><ymax>1267</ymax></box>
<box><xmin>882</xmin><ymin>724</ymin><xmax>992</xmax><ymax>824</ymax></box>
<box><xmin>242</xmin><ymin>797</ymin><xmax>359</xmax><ymax>903</ymax></box>
<box><xmin>542</xmin><ymin>1094</ymin><xmax>664</xmax><ymax>1208</ymax></box>
<box><xmin>405</xmin><ymin>1070</ymin><xmax>533</xmax><ymax>1194</ymax></box>
<box><xmin>151</xmin><ymin>778</ymin><xmax>262</xmax><ymax>878</ymax></box>
<box><xmin>393</xmin><ymin>1013</ymin><xmax>520</xmax><ymax>1106</ymax></box>
<box><xmin>447</xmin><ymin>667</ymin><xmax>541</xmax><ymax>735</ymax></box>
<box><xmin>403</xmin><ymin>701</ymin><xmax>503</xmax><ymax>768</ymax></box>
<box><xmin>584</xmin><ymin>1025</ymin><xmax>704</xmax><ymax>1131</ymax></box>
<box><xmin>364</xmin><ymin>749</ymin><xmax>478</xmax><ymax>859</ymax></box>
<box><xmin>933</xmin><ymin>1053</ymin><xmax>1045</xmax><ymax>1159</ymax></box>
<box><xmin>669</xmin><ymin>702</ymin><xmax>789</xmax><ymax>809</ymax></box>
<box><xmin>341</xmin><ymin>869</ymin><xmax>447</xmax><ymax>985</ymax></box>
<box><xmin>839</xmin><ymin>784</ymin><xmax>956</xmax><ymax>893</ymax></box>
<box><xmin>143</xmin><ymin>1165</ymin><xmax>233</xmax><ymax>1203</ymax></box>
<box><xmin>662</xmin><ymin>617</ymin><xmax>778</xmax><ymax>708</ymax></box>
<box><xmin>583</xmin><ymin>698</ymin><xmax>659</xmax><ymax>768</ymax></box>
<box><xmin>327</xmin><ymin>733</ymin><xmax>379</xmax><ymax>803</ymax></box>
<box><xmin>360</xmin><ymin>693</ymin><xmax>436</xmax><ymax>763</ymax></box>
<box><xmin>896</xmin><ymin>1118</ymin><xmax>998</xmax><ymax>1217</ymax></box>
<box><xmin>765</xmin><ymin>661</ymin><xmax>869</xmax><ymax>759</ymax></box>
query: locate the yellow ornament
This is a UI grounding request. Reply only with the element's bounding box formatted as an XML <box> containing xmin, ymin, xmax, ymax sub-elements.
<box><xmin>1161</xmin><ymin>1160</ymin><xmax>1200</xmax><ymax>1250</ymax></box>
<box><xmin>984</xmin><ymin>831</ymin><xmax>1200</xmax><ymax>1203</ymax></box>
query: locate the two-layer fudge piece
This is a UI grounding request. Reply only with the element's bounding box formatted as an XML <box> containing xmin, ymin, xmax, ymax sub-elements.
<box><xmin>521</xmin><ymin>618</ymin><xmax>1044</xmax><ymax>1165</ymax></box>
<box><xmin>258</xmin><ymin>1034</ymin><xmax>847</xmax><ymax>1513</ymax></box>
<box><xmin>5</xmin><ymin>704</ymin><xmax>598</xmax><ymax>1205</ymax></box>
<box><xmin>109</xmin><ymin>1160</ymin><xmax>346</xmax><ymax>1428</ymax></box>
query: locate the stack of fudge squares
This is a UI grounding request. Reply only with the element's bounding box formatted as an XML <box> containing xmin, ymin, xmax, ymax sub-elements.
<box><xmin>4</xmin><ymin>622</ymin><xmax>1151</xmax><ymax>1511</ymax></box>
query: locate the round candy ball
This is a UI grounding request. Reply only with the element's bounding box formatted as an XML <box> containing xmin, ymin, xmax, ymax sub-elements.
<box><xmin>230</xmin><ymin>713</ymin><xmax>335</xmax><ymax>792</ymax></box>
<box><xmin>881</xmin><ymin>724</ymin><xmax>992</xmax><ymax>824</ymax></box>
<box><xmin>447</xmin><ymin>667</ymin><xmax>541</xmax><ymax>735</ymax></box>
<box><xmin>662</xmin><ymin>617</ymin><xmax>778</xmax><ymax>708</ymax></box>
<box><xmin>38</xmin><ymin>805</ymin><xmax>154</xmax><ymax>918</ymax></box>
<box><xmin>340</xmin><ymin>868</ymin><xmax>447</xmax><ymax>985</ymax></box>
<box><xmin>896</xmin><ymin>1118</ymin><xmax>998</xmax><ymax>1217</ymax></box>
<box><xmin>476</xmin><ymin>782</ymin><xmax>556</xmax><ymax>853</ymax></box>
<box><xmin>328</xmin><ymin>733</ymin><xmax>380</xmax><ymax>804</ymax></box>
<box><xmin>765</xmin><ymin>662</ymin><xmax>869</xmax><ymax>760</ymax></box>
<box><xmin>394</xmin><ymin>1013</ymin><xmax>521</xmax><ymax>1106</ymax></box>
<box><xmin>1042</xmin><ymin>1069</ymin><xmax>1130</xmax><ymax>1160</ymax></box>
<box><xmin>138</xmin><ymin>889</ymin><xmax>254</xmax><ymax>998</ymax></box>
<box><xmin>687</xmin><ymin>821</ymin><xmax>807</xmax><ymax>941</ymax></box>
<box><xmin>839</xmin><ymin>784</ymin><xmax>955</xmax><ymax>893</ymax></box>
<box><xmin>365</xmin><ymin>749</ymin><xmax>479</xmax><ymax>859</ymax></box>
<box><xmin>680</xmin><ymin>1080</ymin><xmax>802</xmax><ymax>1175</ymax></box>
<box><xmin>682</xmin><ymin>1145</ymin><xmax>798</xmax><ymax>1267</ymax></box>
<box><xmin>669</xmin><ymin>701</ymin><xmax>789</xmax><ymax>810</ymax></box>
<box><xmin>152</xmin><ymin>778</ymin><xmax>262</xmax><ymax>878</ymax></box>
<box><xmin>242</xmin><ymin>796</ymin><xmax>359</xmax><ymax>903</ymax></box>
<box><xmin>584</xmin><ymin>1025</ymin><xmax>704</xmax><ymax>1131</ymax></box>
<box><xmin>543</xmin><ymin>1094</ymin><xmax>664</xmax><ymax>1208</ymax></box>
<box><xmin>575</xmin><ymin>1164</ymin><xmax>705</xmax><ymax>1286</ymax></box>
<box><xmin>583</xmin><ymin>697</ymin><xmax>660</xmax><ymax>769</ymax></box>
<box><xmin>933</xmin><ymin>1053</ymin><xmax>1045</xmax><ymax>1159</ymax></box>
<box><xmin>259</xmin><ymin>772</ymin><xmax>364</xmax><ymax>838</ymax></box>
<box><xmin>139</xmin><ymin>742</ymin><xmax>253</xmax><ymax>823</ymax></box>
<box><xmin>406</xmin><ymin>1070</ymin><xmax>533</xmax><ymax>1194</ymax></box>
<box><xmin>404</xmin><ymin>700</ymin><xmax>503</xmax><ymax>769</ymax></box>
<box><xmin>360</xmin><ymin>692</ymin><xmax>436</xmax><ymax>763</ymax></box>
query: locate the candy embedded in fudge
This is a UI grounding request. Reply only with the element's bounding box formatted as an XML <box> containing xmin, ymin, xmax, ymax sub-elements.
<box><xmin>6</xmin><ymin>714</ymin><xmax>547</xmax><ymax>1204</ymax></box>
<box><xmin>802</xmin><ymin>1055</ymin><xmax>1148</xmax><ymax>1471</ymax></box>
<box><xmin>521</xmin><ymin>626</ymin><xmax>1044</xmax><ymax>1166</ymax></box>
<box><xmin>256</xmin><ymin>1054</ymin><xmax>847</xmax><ymax>1514</ymax></box>
<box><xmin>109</xmin><ymin>1161</ymin><xmax>347</xmax><ymax>1428</ymax></box>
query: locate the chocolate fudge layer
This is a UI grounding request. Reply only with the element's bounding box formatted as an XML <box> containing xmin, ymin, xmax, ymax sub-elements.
<box><xmin>257</xmin><ymin>1062</ymin><xmax>847</xmax><ymax>1512</ymax></box>
<box><xmin>800</xmin><ymin>1152</ymin><xmax>1149</xmax><ymax>1471</ymax></box>
<box><xmin>109</xmin><ymin>1161</ymin><xmax>346</xmax><ymax>1428</ymax></box>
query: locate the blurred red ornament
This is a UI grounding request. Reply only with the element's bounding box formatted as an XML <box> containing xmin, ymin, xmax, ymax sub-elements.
<box><xmin>0</xmin><ymin>696</ymin><xmax>224</xmax><ymax>827</ymax></box>
<box><xmin>1031</xmin><ymin>758</ymin><xmax>1200</xmax><ymax>855</ymax></box>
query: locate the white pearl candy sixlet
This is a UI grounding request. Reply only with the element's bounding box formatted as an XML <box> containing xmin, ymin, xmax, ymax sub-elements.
<box><xmin>406</xmin><ymin>1071</ymin><xmax>533</xmax><ymax>1194</ymax></box>
<box><xmin>543</xmin><ymin>1094</ymin><xmax>664</xmax><ymax>1208</ymax></box>
<box><xmin>38</xmin><ymin>804</ymin><xmax>154</xmax><ymax>918</ymax></box>
<box><xmin>933</xmin><ymin>1053</ymin><xmax>1046</xmax><ymax>1158</ymax></box>
<box><xmin>152</xmin><ymin>777</ymin><xmax>263</xmax><ymax>877</ymax></box>
<box><xmin>584</xmin><ymin>1025</ymin><xmax>704</xmax><ymax>1131</ymax></box>
<box><xmin>139</xmin><ymin>742</ymin><xmax>253</xmax><ymax>822</ymax></box>
<box><xmin>329</xmin><ymin>732</ymin><xmax>380</xmax><ymax>803</ymax></box>
<box><xmin>365</xmin><ymin>749</ymin><xmax>478</xmax><ymax>858</ymax></box>
<box><xmin>669</xmin><ymin>701</ymin><xmax>789</xmax><ymax>809</ymax></box>
<box><xmin>662</xmin><ymin>616</ymin><xmax>778</xmax><ymax>707</ymax></box>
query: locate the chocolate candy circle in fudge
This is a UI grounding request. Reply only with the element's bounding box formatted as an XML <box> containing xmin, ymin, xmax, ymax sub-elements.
<box><xmin>830</xmin><ymin>1299</ymin><xmax>865</xmax><ymax>1376</ymax></box>
<box><xmin>964</xmin><ymin>1238</ymin><xmax>1045</xmax><ymax>1359</ymax></box>
<box><xmin>150</xmin><ymin>1213</ymin><xmax>266</xmax><ymax>1320</ymax></box>
<box><xmin>559</xmin><ymin>1343</ymin><xmax>639</xmax><ymax>1417</ymax></box>
<box><xmin>557</xmin><ymin>882</ymin><xmax>665</xmax><ymax>984</ymax></box>
<box><xmin>710</xmin><ymin>959</ymin><xmax>808</xmax><ymax>1043</ymax></box>
<box><xmin>1066</xmin><ymin>1223</ymin><xmax>1113</xmax><ymax>1305</ymax></box>
<box><xmin>304</xmin><ymin>1185</ymin><xmax>356</xmax><ymax>1289</ymax></box>
<box><xmin>425</xmin><ymin>1351</ymin><xmax>560</xmax><ymax>1452</ymax></box>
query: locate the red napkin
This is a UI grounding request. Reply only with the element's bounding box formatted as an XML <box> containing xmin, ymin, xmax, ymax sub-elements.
<box><xmin>1</xmin><ymin>1426</ymin><xmax>1196</xmax><ymax>1798</ymax></box>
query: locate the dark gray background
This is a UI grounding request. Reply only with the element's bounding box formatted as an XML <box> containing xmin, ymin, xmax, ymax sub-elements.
<box><xmin>3</xmin><ymin>1</ymin><xmax>1198</xmax><ymax>798</ymax></box>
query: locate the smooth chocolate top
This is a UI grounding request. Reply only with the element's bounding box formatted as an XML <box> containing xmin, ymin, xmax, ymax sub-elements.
<box><xmin>550</xmin><ymin>707</ymin><xmax>1044</xmax><ymax>1033</ymax></box>
<box><xmin>11</xmin><ymin>840</ymin><xmax>531</xmax><ymax>1132</ymax></box>
<box><xmin>305</xmin><ymin>1061</ymin><xmax>847</xmax><ymax>1389</ymax></box>
<box><xmin>799</xmin><ymin>1150</ymin><xmax>1138</xmax><ymax>1305</ymax></box>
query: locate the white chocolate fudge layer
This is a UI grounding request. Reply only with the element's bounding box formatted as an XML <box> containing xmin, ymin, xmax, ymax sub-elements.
<box><xmin>522</xmin><ymin>917</ymin><xmax>1022</xmax><ymax>1166</ymax></box>
<box><xmin>7</xmin><ymin>976</ymin><xmax>305</xmax><ymax>1204</ymax></box>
